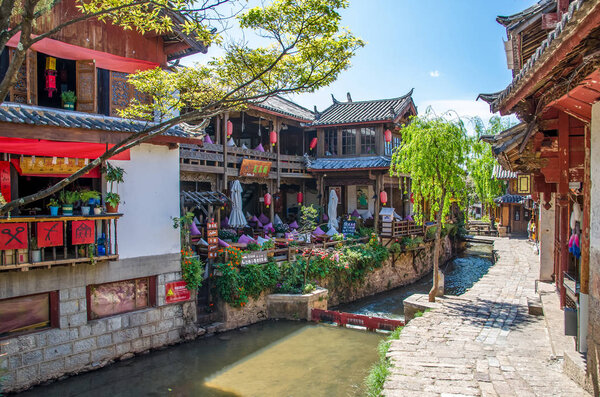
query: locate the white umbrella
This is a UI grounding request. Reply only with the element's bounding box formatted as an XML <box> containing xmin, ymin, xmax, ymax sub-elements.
<box><xmin>327</xmin><ymin>189</ymin><xmax>339</xmax><ymax>232</ymax></box>
<box><xmin>228</xmin><ymin>180</ymin><xmax>248</xmax><ymax>228</ymax></box>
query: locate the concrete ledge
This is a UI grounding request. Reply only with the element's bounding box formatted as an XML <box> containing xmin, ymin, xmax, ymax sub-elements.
<box><xmin>403</xmin><ymin>293</ymin><xmax>441</xmax><ymax>323</ymax></box>
<box><xmin>266</xmin><ymin>288</ymin><xmax>328</xmax><ymax>320</ymax></box>
<box><xmin>564</xmin><ymin>349</ymin><xmax>594</xmax><ymax>394</ymax></box>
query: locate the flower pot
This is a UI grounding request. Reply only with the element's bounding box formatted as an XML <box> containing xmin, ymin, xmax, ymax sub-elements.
<box><xmin>49</xmin><ymin>206</ymin><xmax>59</xmax><ymax>216</ymax></box>
<box><xmin>106</xmin><ymin>203</ymin><xmax>119</xmax><ymax>213</ymax></box>
<box><xmin>81</xmin><ymin>206</ymin><xmax>91</xmax><ymax>216</ymax></box>
<box><xmin>62</xmin><ymin>205</ymin><xmax>73</xmax><ymax>216</ymax></box>
<box><xmin>32</xmin><ymin>249</ymin><xmax>42</xmax><ymax>263</ymax></box>
<box><xmin>93</xmin><ymin>207</ymin><xmax>102</xmax><ymax>215</ymax></box>
<box><xmin>63</xmin><ymin>102</ymin><xmax>75</xmax><ymax>111</ymax></box>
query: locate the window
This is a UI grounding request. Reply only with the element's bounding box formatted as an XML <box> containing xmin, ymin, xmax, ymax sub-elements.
<box><xmin>514</xmin><ymin>208</ymin><xmax>520</xmax><ymax>221</ymax></box>
<box><xmin>342</xmin><ymin>128</ymin><xmax>356</xmax><ymax>155</ymax></box>
<box><xmin>384</xmin><ymin>135</ymin><xmax>402</xmax><ymax>156</ymax></box>
<box><xmin>360</xmin><ymin>127</ymin><xmax>376</xmax><ymax>154</ymax></box>
<box><xmin>324</xmin><ymin>128</ymin><xmax>337</xmax><ymax>155</ymax></box>
<box><xmin>0</xmin><ymin>292</ymin><xmax>58</xmax><ymax>337</ymax></box>
<box><xmin>88</xmin><ymin>277</ymin><xmax>156</xmax><ymax>320</ymax></box>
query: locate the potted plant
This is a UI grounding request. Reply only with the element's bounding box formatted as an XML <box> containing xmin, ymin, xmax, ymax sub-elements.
<box><xmin>47</xmin><ymin>198</ymin><xmax>60</xmax><ymax>216</ymax></box>
<box><xmin>31</xmin><ymin>237</ymin><xmax>41</xmax><ymax>263</ymax></box>
<box><xmin>103</xmin><ymin>163</ymin><xmax>125</xmax><ymax>213</ymax></box>
<box><xmin>61</xmin><ymin>90</ymin><xmax>76</xmax><ymax>110</ymax></box>
<box><xmin>79</xmin><ymin>190</ymin><xmax>100</xmax><ymax>216</ymax></box>
<box><xmin>59</xmin><ymin>190</ymin><xmax>80</xmax><ymax>216</ymax></box>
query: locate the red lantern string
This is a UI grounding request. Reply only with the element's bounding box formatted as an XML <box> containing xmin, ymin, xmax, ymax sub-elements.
<box><xmin>264</xmin><ymin>193</ymin><xmax>272</xmax><ymax>208</ymax></box>
<box><xmin>270</xmin><ymin>130</ymin><xmax>277</xmax><ymax>147</ymax></box>
<box><xmin>380</xmin><ymin>191</ymin><xmax>388</xmax><ymax>206</ymax></box>
<box><xmin>297</xmin><ymin>192</ymin><xmax>303</xmax><ymax>205</ymax></box>
<box><xmin>309</xmin><ymin>137</ymin><xmax>318</xmax><ymax>150</ymax></box>
<box><xmin>384</xmin><ymin>129</ymin><xmax>392</xmax><ymax>143</ymax></box>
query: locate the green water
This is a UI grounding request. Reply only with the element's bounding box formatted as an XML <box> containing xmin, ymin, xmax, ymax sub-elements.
<box><xmin>17</xmin><ymin>321</ymin><xmax>382</xmax><ymax>397</ymax></box>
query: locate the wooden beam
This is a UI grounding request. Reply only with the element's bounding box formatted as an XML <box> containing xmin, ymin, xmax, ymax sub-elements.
<box><xmin>581</xmin><ymin>124</ymin><xmax>590</xmax><ymax>294</ymax></box>
<box><xmin>223</xmin><ymin>113</ymin><xmax>229</xmax><ymax>188</ymax></box>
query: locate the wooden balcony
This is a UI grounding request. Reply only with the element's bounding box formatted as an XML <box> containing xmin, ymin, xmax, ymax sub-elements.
<box><xmin>180</xmin><ymin>143</ymin><xmax>311</xmax><ymax>179</ymax></box>
<box><xmin>0</xmin><ymin>214</ymin><xmax>121</xmax><ymax>272</ymax></box>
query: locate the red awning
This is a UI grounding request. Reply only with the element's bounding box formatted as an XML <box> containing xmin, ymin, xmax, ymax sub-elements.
<box><xmin>0</xmin><ymin>137</ymin><xmax>130</xmax><ymax>160</ymax></box>
<box><xmin>7</xmin><ymin>33</ymin><xmax>160</xmax><ymax>74</ymax></box>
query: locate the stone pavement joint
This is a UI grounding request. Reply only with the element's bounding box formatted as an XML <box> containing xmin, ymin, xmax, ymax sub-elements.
<box><xmin>383</xmin><ymin>237</ymin><xmax>590</xmax><ymax>397</ymax></box>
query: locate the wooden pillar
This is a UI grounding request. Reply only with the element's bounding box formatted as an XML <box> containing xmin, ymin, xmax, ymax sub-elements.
<box><xmin>557</xmin><ymin>111</ymin><xmax>570</xmax><ymax>306</ymax></box>
<box><xmin>581</xmin><ymin>124</ymin><xmax>591</xmax><ymax>295</ymax></box>
<box><xmin>276</xmin><ymin>118</ymin><xmax>281</xmax><ymax>190</ymax></box>
<box><xmin>374</xmin><ymin>173</ymin><xmax>381</xmax><ymax>232</ymax></box>
<box><xmin>223</xmin><ymin>113</ymin><xmax>229</xmax><ymax>188</ymax></box>
<box><xmin>269</xmin><ymin>180</ymin><xmax>275</xmax><ymax>222</ymax></box>
<box><xmin>215</xmin><ymin>116</ymin><xmax>221</xmax><ymax>145</ymax></box>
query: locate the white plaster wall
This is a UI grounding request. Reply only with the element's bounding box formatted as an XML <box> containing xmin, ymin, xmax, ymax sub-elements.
<box><xmin>590</xmin><ymin>103</ymin><xmax>600</xmax><ymax>257</ymax></box>
<box><xmin>539</xmin><ymin>194</ymin><xmax>555</xmax><ymax>281</ymax></box>
<box><xmin>109</xmin><ymin>144</ymin><xmax>181</xmax><ymax>259</ymax></box>
<box><xmin>346</xmin><ymin>185</ymin><xmax>374</xmax><ymax>217</ymax></box>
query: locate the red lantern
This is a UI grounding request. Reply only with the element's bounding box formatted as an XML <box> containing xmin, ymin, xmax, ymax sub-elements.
<box><xmin>264</xmin><ymin>193</ymin><xmax>272</xmax><ymax>208</ymax></box>
<box><xmin>309</xmin><ymin>137</ymin><xmax>318</xmax><ymax>150</ymax></box>
<box><xmin>384</xmin><ymin>129</ymin><xmax>392</xmax><ymax>143</ymax></box>
<box><xmin>410</xmin><ymin>192</ymin><xmax>414</xmax><ymax>204</ymax></box>
<box><xmin>227</xmin><ymin>120</ymin><xmax>233</xmax><ymax>137</ymax></box>
<box><xmin>297</xmin><ymin>192</ymin><xmax>303</xmax><ymax>205</ymax></box>
<box><xmin>270</xmin><ymin>130</ymin><xmax>277</xmax><ymax>147</ymax></box>
<box><xmin>380</xmin><ymin>191</ymin><xmax>388</xmax><ymax>206</ymax></box>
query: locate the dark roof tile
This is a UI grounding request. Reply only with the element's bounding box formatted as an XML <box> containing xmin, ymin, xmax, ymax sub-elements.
<box><xmin>252</xmin><ymin>95</ymin><xmax>314</xmax><ymax>121</ymax></box>
<box><xmin>307</xmin><ymin>156</ymin><xmax>391</xmax><ymax>170</ymax></box>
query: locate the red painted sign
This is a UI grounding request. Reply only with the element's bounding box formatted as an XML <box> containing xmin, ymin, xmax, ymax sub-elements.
<box><xmin>0</xmin><ymin>223</ymin><xmax>28</xmax><ymax>250</ymax></box>
<box><xmin>72</xmin><ymin>220</ymin><xmax>95</xmax><ymax>245</ymax></box>
<box><xmin>0</xmin><ymin>161</ymin><xmax>10</xmax><ymax>203</ymax></box>
<box><xmin>37</xmin><ymin>221</ymin><xmax>63</xmax><ymax>248</ymax></box>
<box><xmin>165</xmin><ymin>281</ymin><xmax>191</xmax><ymax>303</ymax></box>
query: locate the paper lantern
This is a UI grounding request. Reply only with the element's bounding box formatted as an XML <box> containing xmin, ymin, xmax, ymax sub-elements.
<box><xmin>410</xmin><ymin>192</ymin><xmax>414</xmax><ymax>204</ymax></box>
<box><xmin>227</xmin><ymin>120</ymin><xmax>233</xmax><ymax>137</ymax></box>
<box><xmin>309</xmin><ymin>137</ymin><xmax>318</xmax><ymax>150</ymax></box>
<box><xmin>270</xmin><ymin>130</ymin><xmax>277</xmax><ymax>147</ymax></box>
<box><xmin>297</xmin><ymin>192</ymin><xmax>303</xmax><ymax>205</ymax></box>
<box><xmin>384</xmin><ymin>129</ymin><xmax>392</xmax><ymax>143</ymax></box>
<box><xmin>264</xmin><ymin>193</ymin><xmax>272</xmax><ymax>208</ymax></box>
<box><xmin>380</xmin><ymin>191</ymin><xmax>388</xmax><ymax>206</ymax></box>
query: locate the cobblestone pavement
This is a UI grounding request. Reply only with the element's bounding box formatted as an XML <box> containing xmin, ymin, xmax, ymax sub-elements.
<box><xmin>383</xmin><ymin>237</ymin><xmax>590</xmax><ymax>397</ymax></box>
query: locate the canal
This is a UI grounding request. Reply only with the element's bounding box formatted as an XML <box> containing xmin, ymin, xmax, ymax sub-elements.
<box><xmin>17</xmin><ymin>243</ymin><xmax>493</xmax><ymax>396</ymax></box>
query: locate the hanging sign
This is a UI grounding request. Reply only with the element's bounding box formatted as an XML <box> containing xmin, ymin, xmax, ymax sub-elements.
<box><xmin>0</xmin><ymin>223</ymin><xmax>28</xmax><ymax>250</ymax></box>
<box><xmin>517</xmin><ymin>174</ymin><xmax>531</xmax><ymax>194</ymax></box>
<box><xmin>239</xmin><ymin>159</ymin><xmax>271</xmax><ymax>178</ymax></box>
<box><xmin>165</xmin><ymin>281</ymin><xmax>191</xmax><ymax>304</ymax></box>
<box><xmin>0</xmin><ymin>161</ymin><xmax>10</xmax><ymax>203</ymax></box>
<box><xmin>207</xmin><ymin>221</ymin><xmax>218</xmax><ymax>259</ymax></box>
<box><xmin>37</xmin><ymin>221</ymin><xmax>63</xmax><ymax>247</ymax></box>
<box><xmin>20</xmin><ymin>156</ymin><xmax>89</xmax><ymax>175</ymax></box>
<box><xmin>72</xmin><ymin>220</ymin><xmax>95</xmax><ymax>245</ymax></box>
<box><xmin>241</xmin><ymin>251</ymin><xmax>268</xmax><ymax>266</ymax></box>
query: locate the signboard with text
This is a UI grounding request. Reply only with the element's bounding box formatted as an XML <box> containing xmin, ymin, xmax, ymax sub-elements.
<box><xmin>0</xmin><ymin>223</ymin><xmax>28</xmax><ymax>250</ymax></box>
<box><xmin>72</xmin><ymin>220</ymin><xmax>95</xmax><ymax>245</ymax></box>
<box><xmin>165</xmin><ymin>281</ymin><xmax>191</xmax><ymax>304</ymax></box>
<box><xmin>241</xmin><ymin>251</ymin><xmax>268</xmax><ymax>266</ymax></box>
<box><xmin>239</xmin><ymin>159</ymin><xmax>272</xmax><ymax>178</ymax></box>
<box><xmin>342</xmin><ymin>220</ymin><xmax>356</xmax><ymax>236</ymax></box>
<box><xmin>207</xmin><ymin>221</ymin><xmax>218</xmax><ymax>259</ymax></box>
<box><xmin>37</xmin><ymin>221</ymin><xmax>64</xmax><ymax>248</ymax></box>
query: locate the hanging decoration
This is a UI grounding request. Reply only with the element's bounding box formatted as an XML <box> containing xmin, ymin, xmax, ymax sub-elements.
<box><xmin>410</xmin><ymin>192</ymin><xmax>414</xmax><ymax>204</ymax></box>
<box><xmin>264</xmin><ymin>193</ymin><xmax>272</xmax><ymax>208</ymax></box>
<box><xmin>45</xmin><ymin>56</ymin><xmax>57</xmax><ymax>98</ymax></box>
<box><xmin>297</xmin><ymin>192</ymin><xmax>303</xmax><ymax>205</ymax></box>
<box><xmin>226</xmin><ymin>120</ymin><xmax>233</xmax><ymax>138</ymax></box>
<box><xmin>380</xmin><ymin>191</ymin><xmax>388</xmax><ymax>206</ymax></box>
<box><xmin>270</xmin><ymin>130</ymin><xmax>277</xmax><ymax>147</ymax></box>
<box><xmin>309</xmin><ymin>137</ymin><xmax>318</xmax><ymax>150</ymax></box>
<box><xmin>384</xmin><ymin>129</ymin><xmax>392</xmax><ymax>143</ymax></box>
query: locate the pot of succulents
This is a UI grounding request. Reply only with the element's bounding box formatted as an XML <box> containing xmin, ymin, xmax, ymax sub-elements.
<box><xmin>31</xmin><ymin>238</ymin><xmax>41</xmax><ymax>263</ymax></box>
<box><xmin>61</xmin><ymin>90</ymin><xmax>76</xmax><ymax>110</ymax></box>
<box><xmin>47</xmin><ymin>198</ymin><xmax>60</xmax><ymax>216</ymax></box>
<box><xmin>103</xmin><ymin>163</ymin><xmax>124</xmax><ymax>213</ymax></box>
<box><xmin>59</xmin><ymin>190</ymin><xmax>80</xmax><ymax>216</ymax></box>
<box><xmin>79</xmin><ymin>190</ymin><xmax>100</xmax><ymax>216</ymax></box>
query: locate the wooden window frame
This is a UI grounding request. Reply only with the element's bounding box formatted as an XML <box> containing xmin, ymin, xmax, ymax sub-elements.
<box><xmin>360</xmin><ymin>127</ymin><xmax>376</xmax><ymax>155</ymax></box>
<box><xmin>0</xmin><ymin>291</ymin><xmax>58</xmax><ymax>339</ymax></box>
<box><xmin>86</xmin><ymin>276</ymin><xmax>157</xmax><ymax>321</ymax></box>
<box><xmin>323</xmin><ymin>128</ymin><xmax>338</xmax><ymax>156</ymax></box>
<box><xmin>341</xmin><ymin>128</ymin><xmax>357</xmax><ymax>156</ymax></box>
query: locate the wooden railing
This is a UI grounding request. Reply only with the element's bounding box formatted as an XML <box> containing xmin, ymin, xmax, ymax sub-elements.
<box><xmin>380</xmin><ymin>220</ymin><xmax>424</xmax><ymax>238</ymax></box>
<box><xmin>0</xmin><ymin>214</ymin><xmax>121</xmax><ymax>271</ymax></box>
<box><xmin>180</xmin><ymin>143</ymin><xmax>309</xmax><ymax>178</ymax></box>
<box><xmin>311</xmin><ymin>308</ymin><xmax>404</xmax><ymax>331</ymax></box>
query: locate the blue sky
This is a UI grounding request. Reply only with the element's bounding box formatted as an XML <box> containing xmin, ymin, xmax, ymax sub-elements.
<box><xmin>184</xmin><ymin>0</ymin><xmax>538</xmax><ymax>123</ymax></box>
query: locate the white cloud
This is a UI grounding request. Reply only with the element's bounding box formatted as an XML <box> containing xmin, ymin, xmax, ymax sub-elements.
<box><xmin>429</xmin><ymin>70</ymin><xmax>440</xmax><ymax>78</ymax></box>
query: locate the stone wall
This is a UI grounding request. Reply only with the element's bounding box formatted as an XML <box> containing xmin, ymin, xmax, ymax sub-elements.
<box><xmin>217</xmin><ymin>292</ymin><xmax>268</xmax><ymax>332</ymax></box>
<box><xmin>0</xmin><ymin>268</ymin><xmax>196</xmax><ymax>393</ymax></box>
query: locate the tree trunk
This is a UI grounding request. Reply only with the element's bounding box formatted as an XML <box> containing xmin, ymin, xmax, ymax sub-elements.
<box><xmin>429</xmin><ymin>191</ymin><xmax>446</xmax><ymax>302</ymax></box>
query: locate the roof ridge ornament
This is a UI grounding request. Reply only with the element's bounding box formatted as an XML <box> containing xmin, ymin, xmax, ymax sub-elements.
<box><xmin>331</xmin><ymin>94</ymin><xmax>339</xmax><ymax>104</ymax></box>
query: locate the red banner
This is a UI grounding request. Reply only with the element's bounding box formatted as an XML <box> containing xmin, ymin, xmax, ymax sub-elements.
<box><xmin>0</xmin><ymin>223</ymin><xmax>28</xmax><ymax>250</ymax></box>
<box><xmin>37</xmin><ymin>222</ymin><xmax>63</xmax><ymax>248</ymax></box>
<box><xmin>0</xmin><ymin>161</ymin><xmax>10</xmax><ymax>203</ymax></box>
<box><xmin>165</xmin><ymin>281</ymin><xmax>191</xmax><ymax>304</ymax></box>
<box><xmin>72</xmin><ymin>220</ymin><xmax>95</xmax><ymax>245</ymax></box>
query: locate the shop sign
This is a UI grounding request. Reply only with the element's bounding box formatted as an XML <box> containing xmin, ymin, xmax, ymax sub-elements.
<box><xmin>517</xmin><ymin>174</ymin><xmax>531</xmax><ymax>194</ymax></box>
<box><xmin>241</xmin><ymin>251</ymin><xmax>268</xmax><ymax>266</ymax></box>
<box><xmin>37</xmin><ymin>221</ymin><xmax>64</xmax><ymax>247</ymax></box>
<box><xmin>72</xmin><ymin>220</ymin><xmax>95</xmax><ymax>245</ymax></box>
<box><xmin>20</xmin><ymin>156</ymin><xmax>89</xmax><ymax>175</ymax></box>
<box><xmin>239</xmin><ymin>159</ymin><xmax>271</xmax><ymax>178</ymax></box>
<box><xmin>165</xmin><ymin>281</ymin><xmax>191</xmax><ymax>303</ymax></box>
<box><xmin>0</xmin><ymin>223</ymin><xmax>28</xmax><ymax>250</ymax></box>
<box><xmin>0</xmin><ymin>161</ymin><xmax>10</xmax><ymax>202</ymax></box>
<box><xmin>207</xmin><ymin>221</ymin><xmax>218</xmax><ymax>259</ymax></box>
<box><xmin>342</xmin><ymin>220</ymin><xmax>356</xmax><ymax>236</ymax></box>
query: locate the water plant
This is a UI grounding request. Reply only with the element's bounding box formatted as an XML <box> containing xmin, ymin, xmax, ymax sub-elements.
<box><xmin>364</xmin><ymin>326</ymin><xmax>403</xmax><ymax>397</ymax></box>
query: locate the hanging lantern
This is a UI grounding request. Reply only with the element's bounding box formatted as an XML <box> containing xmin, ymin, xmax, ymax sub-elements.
<box><xmin>264</xmin><ymin>193</ymin><xmax>272</xmax><ymax>208</ymax></box>
<box><xmin>309</xmin><ymin>137</ymin><xmax>318</xmax><ymax>150</ymax></box>
<box><xmin>380</xmin><ymin>191</ymin><xmax>388</xmax><ymax>206</ymax></box>
<box><xmin>384</xmin><ymin>129</ymin><xmax>392</xmax><ymax>143</ymax></box>
<box><xmin>45</xmin><ymin>57</ymin><xmax>57</xmax><ymax>98</ymax></box>
<box><xmin>410</xmin><ymin>192</ymin><xmax>414</xmax><ymax>204</ymax></box>
<box><xmin>227</xmin><ymin>120</ymin><xmax>233</xmax><ymax>137</ymax></box>
<box><xmin>270</xmin><ymin>130</ymin><xmax>277</xmax><ymax>147</ymax></box>
<box><xmin>297</xmin><ymin>192</ymin><xmax>303</xmax><ymax>205</ymax></box>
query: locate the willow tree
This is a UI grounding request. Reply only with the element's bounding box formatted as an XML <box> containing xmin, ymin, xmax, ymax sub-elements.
<box><xmin>390</xmin><ymin>112</ymin><xmax>469</xmax><ymax>302</ymax></box>
<box><xmin>0</xmin><ymin>0</ymin><xmax>364</xmax><ymax>215</ymax></box>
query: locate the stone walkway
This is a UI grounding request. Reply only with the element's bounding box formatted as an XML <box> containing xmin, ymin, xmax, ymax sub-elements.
<box><xmin>383</xmin><ymin>237</ymin><xmax>590</xmax><ymax>397</ymax></box>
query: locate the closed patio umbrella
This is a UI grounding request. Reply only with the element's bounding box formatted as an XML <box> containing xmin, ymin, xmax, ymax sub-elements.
<box><xmin>327</xmin><ymin>189</ymin><xmax>339</xmax><ymax>232</ymax></box>
<box><xmin>229</xmin><ymin>180</ymin><xmax>248</xmax><ymax>228</ymax></box>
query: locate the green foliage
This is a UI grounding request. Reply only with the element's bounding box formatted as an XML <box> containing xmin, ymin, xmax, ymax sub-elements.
<box><xmin>401</xmin><ymin>236</ymin><xmax>424</xmax><ymax>250</ymax></box>
<box><xmin>105</xmin><ymin>192</ymin><xmax>121</xmax><ymax>207</ymax></box>
<box><xmin>261</xmin><ymin>239</ymin><xmax>275</xmax><ymax>250</ymax></box>
<box><xmin>245</xmin><ymin>242</ymin><xmax>261</xmax><ymax>251</ymax></box>
<box><xmin>218</xmin><ymin>229</ymin><xmax>237</xmax><ymax>241</ymax></box>
<box><xmin>60</xmin><ymin>90</ymin><xmax>76</xmax><ymax>103</ymax></box>
<box><xmin>103</xmin><ymin>163</ymin><xmax>125</xmax><ymax>185</ymax></box>
<box><xmin>47</xmin><ymin>198</ymin><xmax>59</xmax><ymax>207</ymax></box>
<box><xmin>172</xmin><ymin>211</ymin><xmax>195</xmax><ymax>248</ymax></box>
<box><xmin>181</xmin><ymin>248</ymin><xmax>204</xmax><ymax>290</ymax></box>
<box><xmin>59</xmin><ymin>190</ymin><xmax>80</xmax><ymax>205</ymax></box>
<box><xmin>79</xmin><ymin>189</ymin><xmax>100</xmax><ymax>203</ymax></box>
<box><xmin>364</xmin><ymin>326</ymin><xmax>404</xmax><ymax>397</ymax></box>
<box><xmin>298</xmin><ymin>205</ymin><xmax>319</xmax><ymax>233</ymax></box>
<box><xmin>214</xmin><ymin>257</ymin><xmax>280</xmax><ymax>307</ymax></box>
<box><xmin>302</xmin><ymin>283</ymin><xmax>316</xmax><ymax>294</ymax></box>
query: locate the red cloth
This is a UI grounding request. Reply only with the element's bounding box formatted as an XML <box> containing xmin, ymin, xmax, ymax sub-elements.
<box><xmin>7</xmin><ymin>33</ymin><xmax>160</xmax><ymax>74</ymax></box>
<box><xmin>1</xmin><ymin>137</ymin><xmax>130</xmax><ymax>160</ymax></box>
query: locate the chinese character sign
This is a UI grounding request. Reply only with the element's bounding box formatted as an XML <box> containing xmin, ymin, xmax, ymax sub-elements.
<box><xmin>165</xmin><ymin>281</ymin><xmax>191</xmax><ymax>303</ymax></box>
<box><xmin>37</xmin><ymin>222</ymin><xmax>64</xmax><ymax>248</ymax></box>
<box><xmin>0</xmin><ymin>223</ymin><xmax>28</xmax><ymax>250</ymax></box>
<box><xmin>72</xmin><ymin>220</ymin><xmax>95</xmax><ymax>245</ymax></box>
<box><xmin>239</xmin><ymin>159</ymin><xmax>272</xmax><ymax>178</ymax></box>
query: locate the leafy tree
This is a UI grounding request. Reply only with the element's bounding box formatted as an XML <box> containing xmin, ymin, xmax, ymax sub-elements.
<box><xmin>390</xmin><ymin>111</ymin><xmax>469</xmax><ymax>302</ymax></box>
<box><xmin>0</xmin><ymin>0</ymin><xmax>364</xmax><ymax>215</ymax></box>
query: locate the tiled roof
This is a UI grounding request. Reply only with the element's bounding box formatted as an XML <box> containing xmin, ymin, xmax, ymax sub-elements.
<box><xmin>482</xmin><ymin>0</ymin><xmax>588</xmax><ymax>113</ymax></box>
<box><xmin>493</xmin><ymin>164</ymin><xmax>517</xmax><ymax>180</ymax></box>
<box><xmin>0</xmin><ymin>103</ymin><xmax>196</xmax><ymax>139</ymax></box>
<box><xmin>494</xmin><ymin>194</ymin><xmax>528</xmax><ymax>204</ymax></box>
<box><xmin>307</xmin><ymin>156</ymin><xmax>391</xmax><ymax>171</ymax></box>
<box><xmin>311</xmin><ymin>89</ymin><xmax>414</xmax><ymax>126</ymax></box>
<box><xmin>251</xmin><ymin>96</ymin><xmax>314</xmax><ymax>122</ymax></box>
<box><xmin>496</xmin><ymin>0</ymin><xmax>555</xmax><ymax>30</ymax></box>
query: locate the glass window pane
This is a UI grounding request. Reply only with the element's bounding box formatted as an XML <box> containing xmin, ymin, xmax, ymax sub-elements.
<box><xmin>360</xmin><ymin>127</ymin><xmax>376</xmax><ymax>154</ymax></box>
<box><xmin>90</xmin><ymin>278</ymin><xmax>150</xmax><ymax>319</ymax></box>
<box><xmin>324</xmin><ymin>128</ymin><xmax>337</xmax><ymax>155</ymax></box>
<box><xmin>342</xmin><ymin>128</ymin><xmax>356</xmax><ymax>155</ymax></box>
<box><xmin>0</xmin><ymin>294</ymin><xmax>50</xmax><ymax>336</ymax></box>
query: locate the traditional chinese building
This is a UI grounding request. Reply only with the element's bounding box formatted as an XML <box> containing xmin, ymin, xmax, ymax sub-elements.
<box><xmin>491</xmin><ymin>164</ymin><xmax>533</xmax><ymax>237</ymax></box>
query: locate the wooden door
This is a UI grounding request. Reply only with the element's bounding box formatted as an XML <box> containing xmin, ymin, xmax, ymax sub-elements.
<box><xmin>76</xmin><ymin>59</ymin><xmax>96</xmax><ymax>113</ymax></box>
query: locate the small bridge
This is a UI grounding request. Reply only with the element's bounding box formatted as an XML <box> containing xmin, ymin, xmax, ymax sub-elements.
<box><xmin>310</xmin><ymin>308</ymin><xmax>404</xmax><ymax>332</ymax></box>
